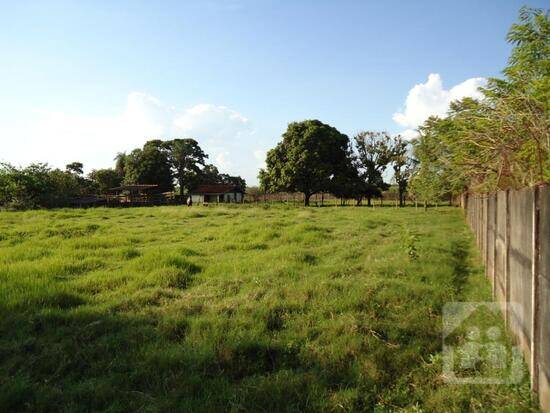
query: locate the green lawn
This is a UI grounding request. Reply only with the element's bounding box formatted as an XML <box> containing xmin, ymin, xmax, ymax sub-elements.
<box><xmin>0</xmin><ymin>205</ymin><xmax>537</xmax><ymax>412</ymax></box>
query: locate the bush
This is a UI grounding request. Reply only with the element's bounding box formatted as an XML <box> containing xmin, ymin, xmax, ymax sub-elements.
<box><xmin>0</xmin><ymin>163</ymin><xmax>90</xmax><ymax>209</ymax></box>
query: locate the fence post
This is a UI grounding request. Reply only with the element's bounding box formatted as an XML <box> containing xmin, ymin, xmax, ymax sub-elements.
<box><xmin>531</xmin><ymin>185</ymin><xmax>540</xmax><ymax>394</ymax></box>
<box><xmin>485</xmin><ymin>196</ymin><xmax>489</xmax><ymax>272</ymax></box>
<box><xmin>479</xmin><ymin>196</ymin><xmax>482</xmax><ymax>251</ymax></box>
<box><xmin>505</xmin><ymin>189</ymin><xmax>511</xmax><ymax>328</ymax></box>
<box><xmin>493</xmin><ymin>194</ymin><xmax>497</xmax><ymax>299</ymax></box>
<box><xmin>480</xmin><ymin>196</ymin><xmax>483</xmax><ymax>251</ymax></box>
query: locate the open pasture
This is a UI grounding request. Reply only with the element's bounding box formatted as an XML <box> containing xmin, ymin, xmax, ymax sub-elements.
<box><xmin>0</xmin><ymin>205</ymin><xmax>536</xmax><ymax>412</ymax></box>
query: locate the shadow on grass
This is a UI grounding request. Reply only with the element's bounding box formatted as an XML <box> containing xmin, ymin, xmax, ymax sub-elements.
<box><xmin>450</xmin><ymin>238</ymin><xmax>472</xmax><ymax>297</ymax></box>
<box><xmin>0</xmin><ymin>301</ymin><xmax>435</xmax><ymax>412</ymax></box>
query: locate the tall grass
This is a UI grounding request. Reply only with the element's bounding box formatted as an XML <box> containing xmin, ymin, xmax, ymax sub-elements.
<box><xmin>0</xmin><ymin>205</ymin><xmax>537</xmax><ymax>412</ymax></box>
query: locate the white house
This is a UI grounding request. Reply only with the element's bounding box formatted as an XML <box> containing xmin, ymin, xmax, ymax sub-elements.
<box><xmin>190</xmin><ymin>184</ymin><xmax>244</xmax><ymax>204</ymax></box>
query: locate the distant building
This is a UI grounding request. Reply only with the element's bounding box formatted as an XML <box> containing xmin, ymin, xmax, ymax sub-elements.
<box><xmin>105</xmin><ymin>184</ymin><xmax>176</xmax><ymax>206</ymax></box>
<box><xmin>106</xmin><ymin>184</ymin><xmax>160</xmax><ymax>204</ymax></box>
<box><xmin>190</xmin><ymin>184</ymin><xmax>244</xmax><ymax>204</ymax></box>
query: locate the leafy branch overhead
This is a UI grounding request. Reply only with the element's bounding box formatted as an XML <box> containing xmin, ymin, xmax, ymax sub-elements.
<box><xmin>410</xmin><ymin>7</ymin><xmax>549</xmax><ymax>203</ymax></box>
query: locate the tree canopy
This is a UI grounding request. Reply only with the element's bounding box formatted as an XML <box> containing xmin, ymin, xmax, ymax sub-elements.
<box><xmin>1</xmin><ymin>7</ymin><xmax>545</xmax><ymax>210</ymax></box>
<box><xmin>259</xmin><ymin>120</ymin><xmax>352</xmax><ymax>205</ymax></box>
<box><xmin>0</xmin><ymin>137</ymin><xmax>245</xmax><ymax>209</ymax></box>
<box><xmin>354</xmin><ymin>131</ymin><xmax>393</xmax><ymax>205</ymax></box>
<box><xmin>164</xmin><ymin>138</ymin><xmax>208</xmax><ymax>196</ymax></box>
<box><xmin>409</xmin><ymin>7</ymin><xmax>549</xmax><ymax>205</ymax></box>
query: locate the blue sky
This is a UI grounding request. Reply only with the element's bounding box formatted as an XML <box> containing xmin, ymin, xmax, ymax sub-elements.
<box><xmin>0</xmin><ymin>0</ymin><xmax>546</xmax><ymax>184</ymax></box>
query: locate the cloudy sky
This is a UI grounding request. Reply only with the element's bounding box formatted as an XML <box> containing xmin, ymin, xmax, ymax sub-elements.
<box><xmin>0</xmin><ymin>0</ymin><xmax>545</xmax><ymax>184</ymax></box>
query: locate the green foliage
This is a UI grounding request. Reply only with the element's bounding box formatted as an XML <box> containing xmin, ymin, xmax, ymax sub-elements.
<box><xmin>401</xmin><ymin>227</ymin><xmax>418</xmax><ymax>260</ymax></box>
<box><xmin>65</xmin><ymin>162</ymin><xmax>84</xmax><ymax>175</ymax></box>
<box><xmin>88</xmin><ymin>168</ymin><xmax>122</xmax><ymax>194</ymax></box>
<box><xmin>329</xmin><ymin>155</ymin><xmax>365</xmax><ymax>204</ymax></box>
<box><xmin>260</xmin><ymin>120</ymin><xmax>351</xmax><ymax>205</ymax></box>
<box><xmin>0</xmin><ymin>138</ymin><xmax>245</xmax><ymax>210</ymax></box>
<box><xmin>197</xmin><ymin>163</ymin><xmax>221</xmax><ymax>184</ymax></box>
<box><xmin>411</xmin><ymin>8</ymin><xmax>549</xmax><ymax>196</ymax></box>
<box><xmin>190</xmin><ymin>163</ymin><xmax>247</xmax><ymax>193</ymax></box>
<box><xmin>0</xmin><ymin>206</ymin><xmax>535</xmax><ymax>411</ymax></box>
<box><xmin>114</xmin><ymin>152</ymin><xmax>127</xmax><ymax>177</ymax></box>
<box><xmin>354</xmin><ymin>131</ymin><xmax>393</xmax><ymax>205</ymax></box>
<box><xmin>504</xmin><ymin>7</ymin><xmax>550</xmax><ymax>95</ymax></box>
<box><xmin>409</xmin><ymin>115</ymin><xmax>462</xmax><ymax>205</ymax></box>
<box><xmin>218</xmin><ymin>173</ymin><xmax>246</xmax><ymax>193</ymax></box>
<box><xmin>261</xmin><ymin>126</ymin><xmax>413</xmax><ymax>206</ymax></box>
<box><xmin>391</xmin><ymin>135</ymin><xmax>413</xmax><ymax>206</ymax></box>
<box><xmin>123</xmin><ymin>140</ymin><xmax>174</xmax><ymax>191</ymax></box>
<box><xmin>164</xmin><ymin>138</ymin><xmax>208</xmax><ymax>195</ymax></box>
<box><xmin>117</xmin><ymin>140</ymin><xmax>245</xmax><ymax>195</ymax></box>
<box><xmin>0</xmin><ymin>163</ymin><xmax>88</xmax><ymax>209</ymax></box>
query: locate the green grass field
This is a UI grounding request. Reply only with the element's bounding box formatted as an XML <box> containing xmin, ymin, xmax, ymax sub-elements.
<box><xmin>0</xmin><ymin>205</ymin><xmax>538</xmax><ymax>412</ymax></box>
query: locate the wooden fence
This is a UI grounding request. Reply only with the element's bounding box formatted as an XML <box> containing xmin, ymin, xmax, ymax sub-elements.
<box><xmin>462</xmin><ymin>184</ymin><xmax>549</xmax><ymax>412</ymax></box>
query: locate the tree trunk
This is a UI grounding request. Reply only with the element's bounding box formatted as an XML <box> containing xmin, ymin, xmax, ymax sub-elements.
<box><xmin>366</xmin><ymin>195</ymin><xmax>372</xmax><ymax>206</ymax></box>
<box><xmin>423</xmin><ymin>200</ymin><xmax>427</xmax><ymax>211</ymax></box>
<box><xmin>179</xmin><ymin>179</ymin><xmax>184</xmax><ymax>202</ymax></box>
<box><xmin>304</xmin><ymin>193</ymin><xmax>311</xmax><ymax>206</ymax></box>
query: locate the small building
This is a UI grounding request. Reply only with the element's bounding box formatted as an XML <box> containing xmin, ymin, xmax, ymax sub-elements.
<box><xmin>190</xmin><ymin>184</ymin><xmax>244</xmax><ymax>204</ymax></box>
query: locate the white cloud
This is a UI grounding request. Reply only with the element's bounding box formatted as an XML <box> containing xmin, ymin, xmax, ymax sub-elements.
<box><xmin>214</xmin><ymin>151</ymin><xmax>233</xmax><ymax>170</ymax></box>
<box><xmin>0</xmin><ymin>93</ymin><xmax>261</xmax><ymax>183</ymax></box>
<box><xmin>253</xmin><ymin>149</ymin><xmax>266</xmax><ymax>168</ymax></box>
<box><xmin>173</xmin><ymin>103</ymin><xmax>249</xmax><ymax>141</ymax></box>
<box><xmin>171</xmin><ymin>103</ymin><xmax>253</xmax><ymax>177</ymax></box>
<box><xmin>393</xmin><ymin>73</ymin><xmax>486</xmax><ymax>133</ymax></box>
<box><xmin>397</xmin><ymin>129</ymin><xmax>420</xmax><ymax>140</ymax></box>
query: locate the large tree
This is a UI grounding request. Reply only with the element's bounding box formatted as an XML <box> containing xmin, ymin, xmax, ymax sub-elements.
<box><xmin>164</xmin><ymin>138</ymin><xmax>208</xmax><ymax>196</ymax></box>
<box><xmin>409</xmin><ymin>115</ymin><xmax>464</xmax><ymax>206</ymax></box>
<box><xmin>114</xmin><ymin>152</ymin><xmax>127</xmax><ymax>178</ymax></box>
<box><xmin>354</xmin><ymin>131</ymin><xmax>393</xmax><ymax>206</ymax></box>
<box><xmin>193</xmin><ymin>163</ymin><xmax>246</xmax><ymax>193</ymax></box>
<box><xmin>391</xmin><ymin>136</ymin><xmax>413</xmax><ymax>207</ymax></box>
<box><xmin>65</xmin><ymin>162</ymin><xmax>84</xmax><ymax>176</ymax></box>
<box><xmin>219</xmin><ymin>173</ymin><xmax>246</xmax><ymax>193</ymax></box>
<box><xmin>329</xmin><ymin>142</ymin><xmax>365</xmax><ymax>205</ymax></box>
<box><xmin>260</xmin><ymin>120</ymin><xmax>351</xmax><ymax>206</ymax></box>
<box><xmin>195</xmin><ymin>164</ymin><xmax>222</xmax><ymax>186</ymax></box>
<box><xmin>123</xmin><ymin>140</ymin><xmax>173</xmax><ymax>191</ymax></box>
<box><xmin>411</xmin><ymin>8</ymin><xmax>549</xmax><ymax>195</ymax></box>
<box><xmin>88</xmin><ymin>168</ymin><xmax>123</xmax><ymax>194</ymax></box>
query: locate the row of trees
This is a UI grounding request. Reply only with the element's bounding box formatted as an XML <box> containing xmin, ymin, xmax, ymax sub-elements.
<box><xmin>0</xmin><ymin>162</ymin><xmax>91</xmax><ymax>209</ymax></box>
<box><xmin>113</xmin><ymin>139</ymin><xmax>245</xmax><ymax>196</ymax></box>
<box><xmin>259</xmin><ymin>7</ymin><xmax>548</xmax><ymax>207</ymax></box>
<box><xmin>259</xmin><ymin>122</ymin><xmax>412</xmax><ymax>206</ymax></box>
<box><xmin>410</xmin><ymin>7</ymin><xmax>549</xmax><ymax>204</ymax></box>
<box><xmin>0</xmin><ymin>139</ymin><xmax>245</xmax><ymax>209</ymax></box>
<box><xmin>2</xmin><ymin>8</ymin><xmax>545</xmax><ymax>210</ymax></box>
